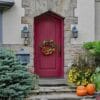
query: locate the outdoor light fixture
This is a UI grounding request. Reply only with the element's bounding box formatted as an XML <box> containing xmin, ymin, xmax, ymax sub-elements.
<box><xmin>21</xmin><ymin>25</ymin><xmax>30</xmax><ymax>46</ymax></box>
<box><xmin>71</xmin><ymin>25</ymin><xmax>78</xmax><ymax>38</ymax></box>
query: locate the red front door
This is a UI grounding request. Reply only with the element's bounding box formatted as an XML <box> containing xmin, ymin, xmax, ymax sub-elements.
<box><xmin>34</xmin><ymin>11</ymin><xmax>64</xmax><ymax>78</ymax></box>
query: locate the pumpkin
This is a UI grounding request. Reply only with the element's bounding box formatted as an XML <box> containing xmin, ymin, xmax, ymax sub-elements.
<box><xmin>76</xmin><ymin>86</ymin><xmax>87</xmax><ymax>96</ymax></box>
<box><xmin>86</xmin><ymin>84</ymin><xmax>95</xmax><ymax>95</ymax></box>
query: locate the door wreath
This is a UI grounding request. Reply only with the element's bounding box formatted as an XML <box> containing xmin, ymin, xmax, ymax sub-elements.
<box><xmin>40</xmin><ymin>40</ymin><xmax>56</xmax><ymax>56</ymax></box>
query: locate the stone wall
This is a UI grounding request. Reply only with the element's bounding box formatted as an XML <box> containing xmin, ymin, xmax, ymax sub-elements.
<box><xmin>21</xmin><ymin>0</ymin><xmax>82</xmax><ymax>67</ymax></box>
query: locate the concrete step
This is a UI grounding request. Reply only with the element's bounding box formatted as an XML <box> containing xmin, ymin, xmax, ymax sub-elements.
<box><xmin>27</xmin><ymin>93</ymin><xmax>96</xmax><ymax>100</ymax></box>
<box><xmin>27</xmin><ymin>93</ymin><xmax>81</xmax><ymax>100</ymax></box>
<box><xmin>30</xmin><ymin>86</ymin><xmax>75</xmax><ymax>95</ymax></box>
<box><xmin>39</xmin><ymin>78</ymin><xmax>67</xmax><ymax>86</ymax></box>
<box><xmin>27</xmin><ymin>85</ymin><xmax>96</xmax><ymax>100</ymax></box>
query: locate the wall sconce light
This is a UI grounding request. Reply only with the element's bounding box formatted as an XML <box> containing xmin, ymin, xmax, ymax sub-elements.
<box><xmin>71</xmin><ymin>25</ymin><xmax>78</xmax><ymax>39</ymax></box>
<box><xmin>21</xmin><ymin>25</ymin><xmax>30</xmax><ymax>46</ymax></box>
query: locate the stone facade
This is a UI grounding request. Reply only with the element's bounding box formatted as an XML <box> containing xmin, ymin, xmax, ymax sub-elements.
<box><xmin>0</xmin><ymin>0</ymin><xmax>83</xmax><ymax>75</ymax></box>
<box><xmin>21</xmin><ymin>0</ymin><xmax>82</xmax><ymax>68</ymax></box>
<box><xmin>1</xmin><ymin>0</ymin><xmax>97</xmax><ymax>71</ymax></box>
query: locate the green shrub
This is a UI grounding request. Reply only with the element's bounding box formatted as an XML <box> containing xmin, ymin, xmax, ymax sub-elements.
<box><xmin>83</xmin><ymin>41</ymin><xmax>100</xmax><ymax>65</ymax></box>
<box><xmin>83</xmin><ymin>42</ymin><xmax>94</xmax><ymax>50</ymax></box>
<box><xmin>91</xmin><ymin>67</ymin><xmax>100</xmax><ymax>91</ymax></box>
<box><xmin>0</xmin><ymin>48</ymin><xmax>38</xmax><ymax>100</ymax></box>
<box><xmin>83</xmin><ymin>41</ymin><xmax>100</xmax><ymax>56</ymax></box>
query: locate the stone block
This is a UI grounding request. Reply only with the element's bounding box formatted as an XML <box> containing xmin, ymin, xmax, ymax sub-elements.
<box><xmin>35</xmin><ymin>0</ymin><xmax>47</xmax><ymax>11</ymax></box>
<box><xmin>22</xmin><ymin>0</ymin><xmax>30</xmax><ymax>7</ymax></box>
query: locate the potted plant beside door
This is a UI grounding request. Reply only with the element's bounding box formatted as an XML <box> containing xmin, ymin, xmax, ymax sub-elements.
<box><xmin>68</xmin><ymin>52</ymin><xmax>95</xmax><ymax>87</ymax></box>
<box><xmin>83</xmin><ymin>41</ymin><xmax>100</xmax><ymax>99</ymax></box>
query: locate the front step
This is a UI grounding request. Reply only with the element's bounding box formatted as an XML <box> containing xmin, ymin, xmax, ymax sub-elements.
<box><xmin>27</xmin><ymin>93</ymin><xmax>96</xmax><ymax>100</ymax></box>
<box><xmin>27</xmin><ymin>93</ymin><xmax>81</xmax><ymax>100</ymax></box>
<box><xmin>30</xmin><ymin>86</ymin><xmax>75</xmax><ymax>95</ymax></box>
<box><xmin>39</xmin><ymin>78</ymin><xmax>66</xmax><ymax>86</ymax></box>
<box><xmin>27</xmin><ymin>86</ymin><xmax>96</xmax><ymax>100</ymax></box>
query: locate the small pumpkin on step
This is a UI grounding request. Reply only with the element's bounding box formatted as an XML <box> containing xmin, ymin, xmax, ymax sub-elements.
<box><xmin>86</xmin><ymin>84</ymin><xmax>95</xmax><ymax>95</ymax></box>
<box><xmin>76</xmin><ymin>85</ymin><xmax>87</xmax><ymax>96</ymax></box>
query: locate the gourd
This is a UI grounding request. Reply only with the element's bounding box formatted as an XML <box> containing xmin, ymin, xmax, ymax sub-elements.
<box><xmin>76</xmin><ymin>86</ymin><xmax>87</xmax><ymax>96</ymax></box>
<box><xmin>86</xmin><ymin>84</ymin><xmax>95</xmax><ymax>95</ymax></box>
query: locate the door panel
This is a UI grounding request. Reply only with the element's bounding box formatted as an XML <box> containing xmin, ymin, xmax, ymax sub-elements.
<box><xmin>34</xmin><ymin>12</ymin><xmax>64</xmax><ymax>78</ymax></box>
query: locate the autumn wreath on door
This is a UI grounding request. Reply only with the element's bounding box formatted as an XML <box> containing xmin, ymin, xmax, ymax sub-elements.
<box><xmin>40</xmin><ymin>40</ymin><xmax>56</xmax><ymax>56</ymax></box>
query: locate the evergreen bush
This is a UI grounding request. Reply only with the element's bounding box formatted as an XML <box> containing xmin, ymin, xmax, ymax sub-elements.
<box><xmin>0</xmin><ymin>48</ymin><xmax>37</xmax><ymax>100</ymax></box>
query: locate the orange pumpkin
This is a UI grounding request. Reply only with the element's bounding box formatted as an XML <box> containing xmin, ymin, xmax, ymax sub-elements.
<box><xmin>76</xmin><ymin>86</ymin><xmax>87</xmax><ymax>96</ymax></box>
<box><xmin>86</xmin><ymin>84</ymin><xmax>95</xmax><ymax>95</ymax></box>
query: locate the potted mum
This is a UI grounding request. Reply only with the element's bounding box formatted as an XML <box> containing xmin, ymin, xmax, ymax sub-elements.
<box><xmin>68</xmin><ymin>52</ymin><xmax>95</xmax><ymax>87</ymax></box>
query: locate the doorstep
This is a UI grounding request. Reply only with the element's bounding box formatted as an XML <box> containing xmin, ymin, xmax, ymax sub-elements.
<box><xmin>39</xmin><ymin>78</ymin><xmax>67</xmax><ymax>86</ymax></box>
<box><xmin>30</xmin><ymin>85</ymin><xmax>75</xmax><ymax>95</ymax></box>
<box><xmin>26</xmin><ymin>85</ymin><xmax>96</xmax><ymax>100</ymax></box>
<box><xmin>27</xmin><ymin>93</ymin><xmax>96</xmax><ymax>100</ymax></box>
